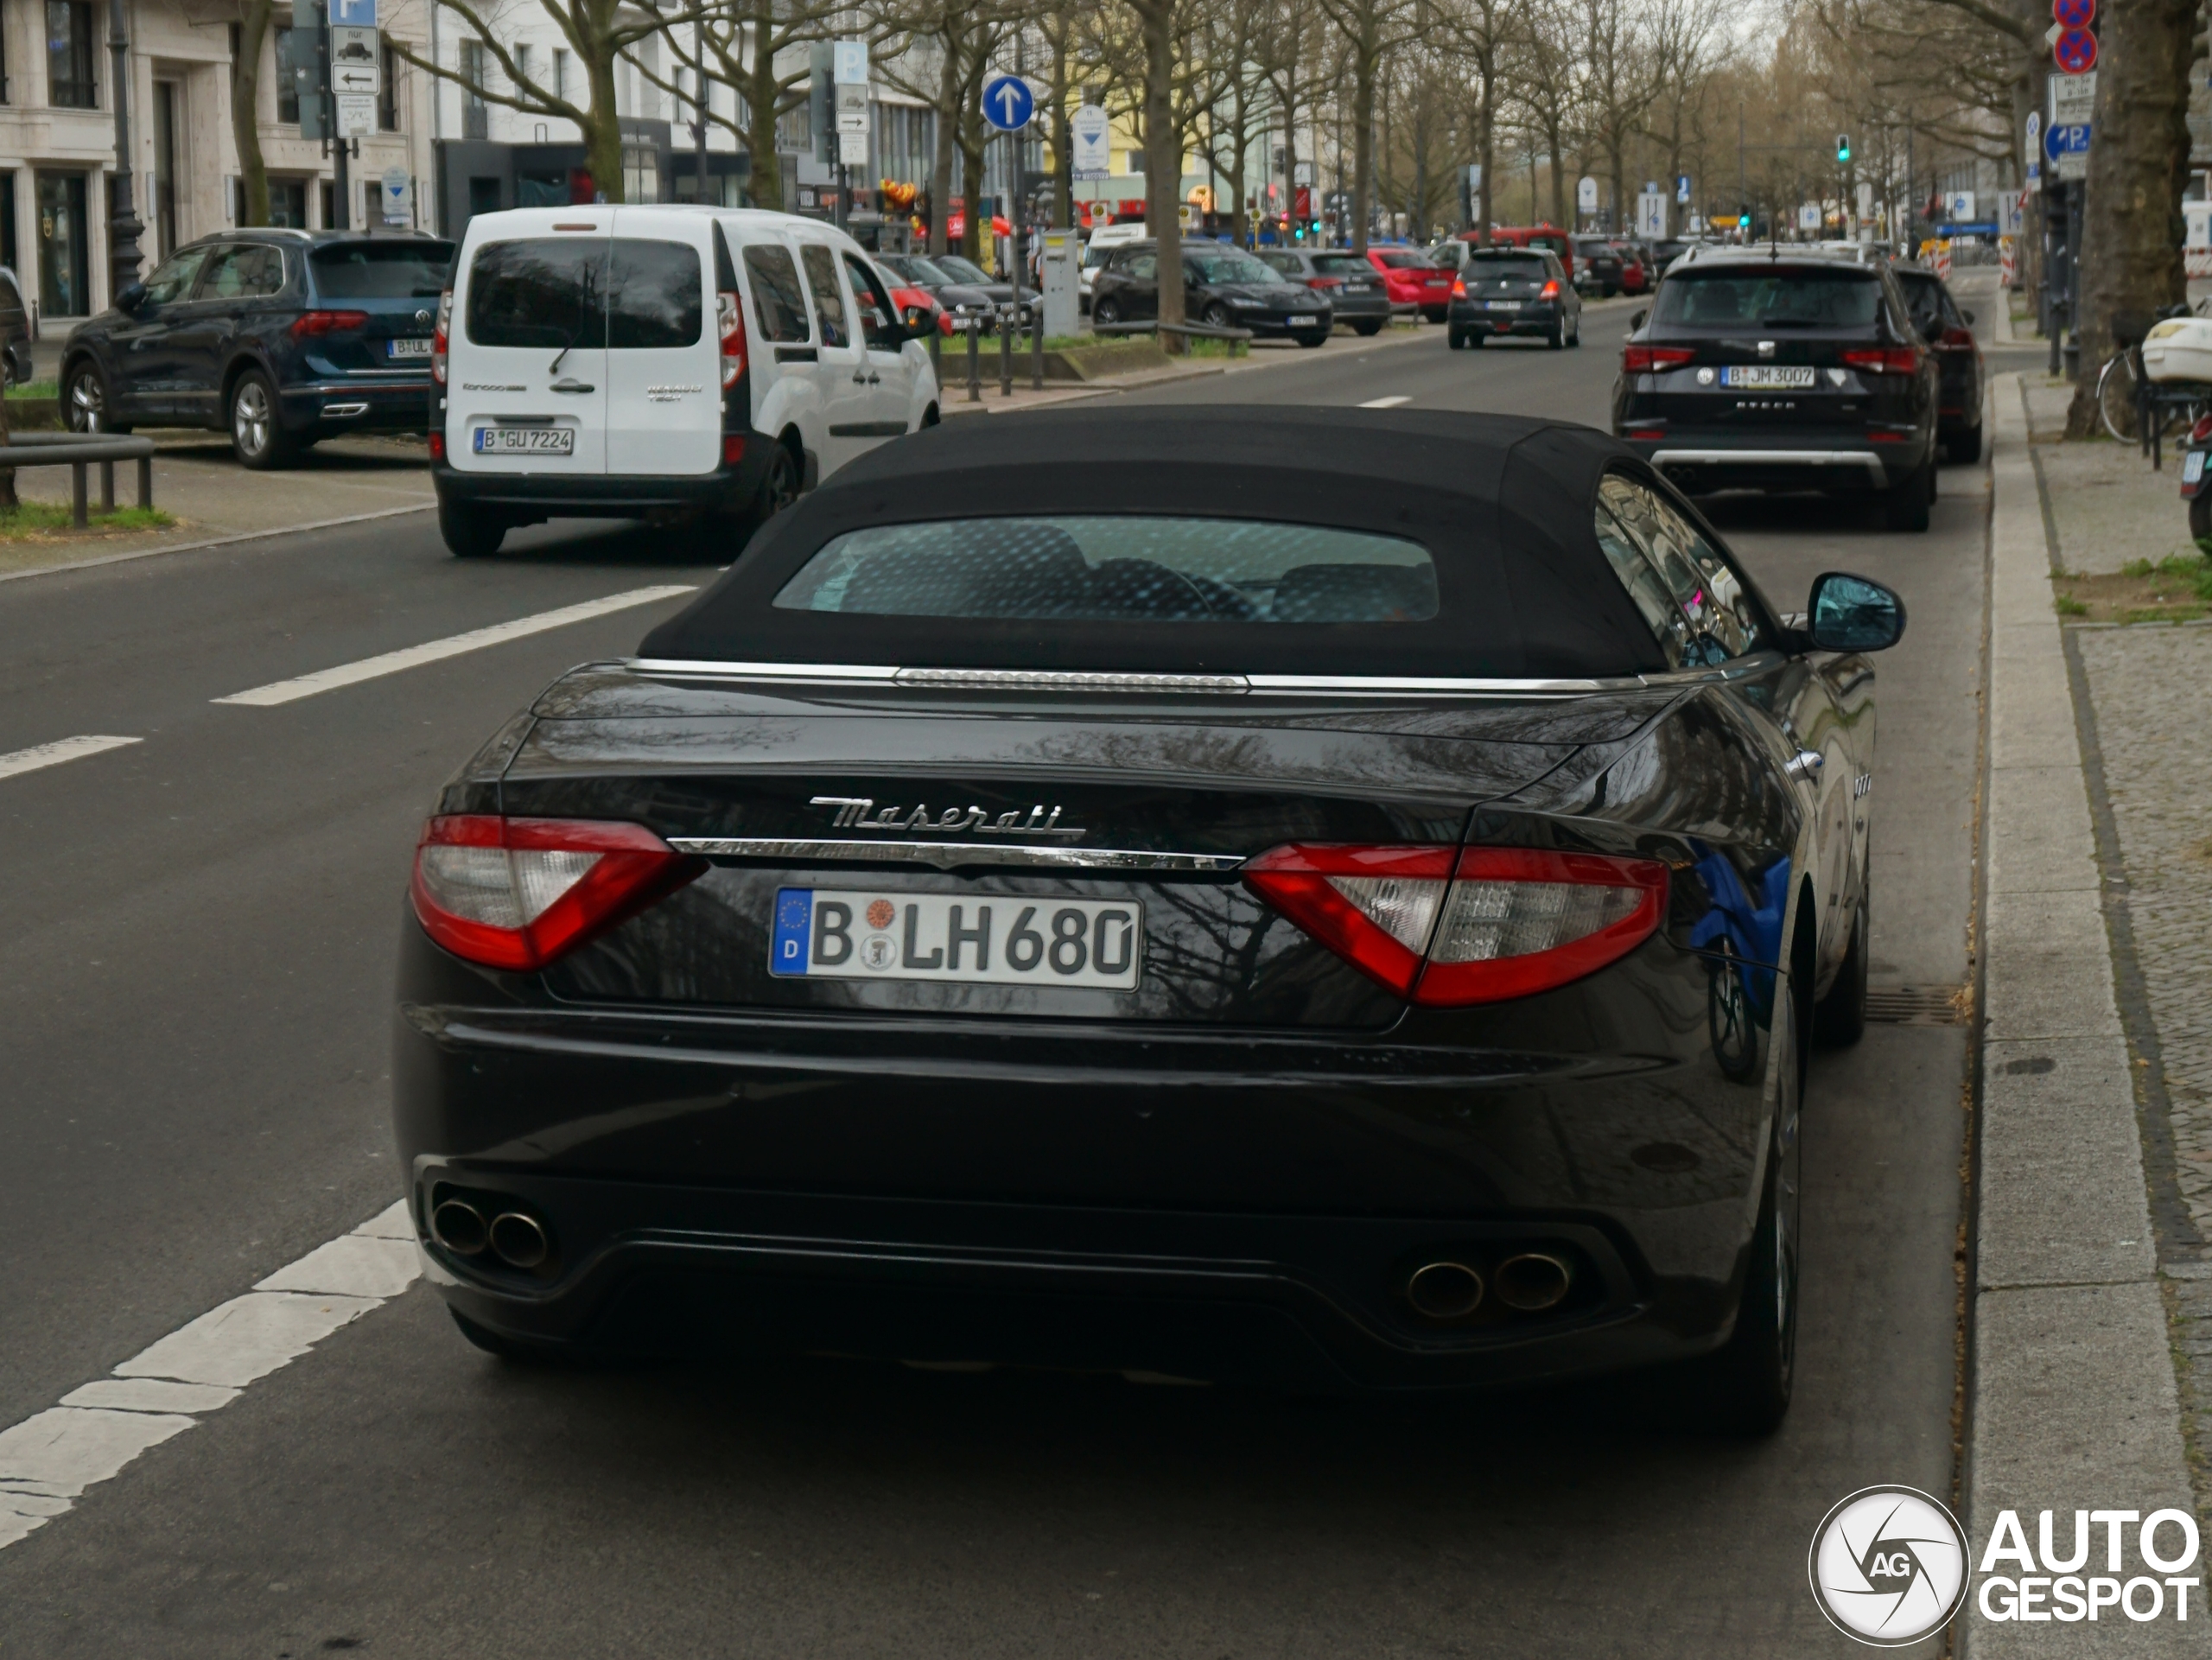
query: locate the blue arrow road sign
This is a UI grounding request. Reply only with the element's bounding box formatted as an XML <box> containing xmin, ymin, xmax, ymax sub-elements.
<box><xmin>982</xmin><ymin>75</ymin><xmax>1034</xmax><ymax>132</ymax></box>
<box><xmin>2044</xmin><ymin>122</ymin><xmax>2091</xmax><ymax>162</ymax></box>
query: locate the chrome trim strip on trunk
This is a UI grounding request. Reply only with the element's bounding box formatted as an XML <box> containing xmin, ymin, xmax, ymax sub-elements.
<box><xmin>665</xmin><ymin>837</ymin><xmax>1246</xmax><ymax>873</ymax></box>
<box><xmin>624</xmin><ymin>660</ymin><xmax>1633</xmax><ymax>696</ymax></box>
<box><xmin>1649</xmin><ymin>448</ymin><xmax>1890</xmax><ymax>487</ymax></box>
<box><xmin>895</xmin><ymin>667</ymin><xmax>1249</xmax><ymax>692</ymax></box>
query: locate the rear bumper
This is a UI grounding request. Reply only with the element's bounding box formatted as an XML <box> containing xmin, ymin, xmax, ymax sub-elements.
<box><xmin>1623</xmin><ymin>434</ymin><xmax>1930</xmax><ymax>492</ymax></box>
<box><xmin>279</xmin><ymin>378</ymin><xmax>435</xmax><ymax>433</ymax></box>
<box><xmin>1448</xmin><ymin>301</ymin><xmax>1564</xmax><ymax>336</ymax></box>
<box><xmin>432</xmin><ymin>440</ymin><xmax>766</xmax><ymax>518</ymax></box>
<box><xmin>393</xmin><ymin>924</ymin><xmax>1785</xmax><ymax>1391</ymax></box>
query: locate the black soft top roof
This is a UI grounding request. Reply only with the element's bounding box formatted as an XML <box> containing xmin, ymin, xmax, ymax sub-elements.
<box><xmin>638</xmin><ymin>408</ymin><xmax>1675</xmax><ymax>679</ymax></box>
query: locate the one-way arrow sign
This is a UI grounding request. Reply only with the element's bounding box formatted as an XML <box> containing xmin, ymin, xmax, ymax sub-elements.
<box><xmin>981</xmin><ymin>74</ymin><xmax>1033</xmax><ymax>132</ymax></box>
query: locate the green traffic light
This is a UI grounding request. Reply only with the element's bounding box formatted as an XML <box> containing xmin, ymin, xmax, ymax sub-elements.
<box><xmin>1836</xmin><ymin>134</ymin><xmax>1851</xmax><ymax>163</ymax></box>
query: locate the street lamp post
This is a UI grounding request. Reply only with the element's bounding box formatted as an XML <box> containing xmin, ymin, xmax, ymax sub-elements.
<box><xmin>106</xmin><ymin>0</ymin><xmax>145</xmax><ymax>297</ymax></box>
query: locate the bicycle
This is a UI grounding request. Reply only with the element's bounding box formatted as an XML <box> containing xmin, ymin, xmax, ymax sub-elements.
<box><xmin>2096</xmin><ymin>303</ymin><xmax>2200</xmax><ymax>447</ymax></box>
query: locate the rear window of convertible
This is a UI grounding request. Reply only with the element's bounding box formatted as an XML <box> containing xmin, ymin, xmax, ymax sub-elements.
<box><xmin>773</xmin><ymin>518</ymin><xmax>1440</xmax><ymax>624</ymax></box>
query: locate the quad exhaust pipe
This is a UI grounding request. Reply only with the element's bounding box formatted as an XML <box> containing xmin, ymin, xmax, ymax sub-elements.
<box><xmin>429</xmin><ymin>1196</ymin><xmax>552</xmax><ymax>1270</ymax></box>
<box><xmin>1404</xmin><ymin>1250</ymin><xmax>1573</xmax><ymax>1321</ymax></box>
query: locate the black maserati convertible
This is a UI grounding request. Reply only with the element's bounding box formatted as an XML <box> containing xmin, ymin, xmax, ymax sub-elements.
<box><xmin>393</xmin><ymin>409</ymin><xmax>1903</xmax><ymax>1432</ymax></box>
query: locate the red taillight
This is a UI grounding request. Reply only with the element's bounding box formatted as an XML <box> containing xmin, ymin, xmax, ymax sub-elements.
<box><xmin>1840</xmin><ymin>347</ymin><xmax>1921</xmax><ymax>376</ymax></box>
<box><xmin>1244</xmin><ymin>844</ymin><xmax>1667</xmax><ymax>1007</ymax></box>
<box><xmin>717</xmin><ymin>289</ymin><xmax>747</xmax><ymax>390</ymax></box>
<box><xmin>410</xmin><ymin>816</ymin><xmax>702</xmax><ymax>971</ymax></box>
<box><xmin>1452</xmin><ymin>277</ymin><xmax>1466</xmax><ymax>297</ymax></box>
<box><xmin>431</xmin><ymin>289</ymin><xmax>451</xmax><ymax>385</ymax></box>
<box><xmin>428</xmin><ymin>430</ymin><xmax>445</xmax><ymax>461</ymax></box>
<box><xmin>1623</xmin><ymin>344</ymin><xmax>1695</xmax><ymax>372</ymax></box>
<box><xmin>1306</xmin><ymin>276</ymin><xmax>1344</xmax><ymax>290</ymax></box>
<box><xmin>1939</xmin><ymin>326</ymin><xmax>1975</xmax><ymax>349</ymax></box>
<box><xmin>722</xmin><ymin>434</ymin><xmax>746</xmax><ymax>465</ymax></box>
<box><xmin>1540</xmin><ymin>278</ymin><xmax>1560</xmax><ymax>299</ymax></box>
<box><xmin>290</xmin><ymin>309</ymin><xmax>370</xmax><ymax>338</ymax></box>
<box><xmin>2192</xmin><ymin>414</ymin><xmax>2212</xmax><ymax>442</ymax></box>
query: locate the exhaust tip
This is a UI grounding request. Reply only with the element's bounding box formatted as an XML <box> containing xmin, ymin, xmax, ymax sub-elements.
<box><xmin>1406</xmin><ymin>1260</ymin><xmax>1485</xmax><ymax>1321</ymax></box>
<box><xmin>489</xmin><ymin>1211</ymin><xmax>550</xmax><ymax>1269</ymax></box>
<box><xmin>430</xmin><ymin>1199</ymin><xmax>488</xmax><ymax>1256</ymax></box>
<box><xmin>1495</xmin><ymin>1252</ymin><xmax>1572</xmax><ymax>1312</ymax></box>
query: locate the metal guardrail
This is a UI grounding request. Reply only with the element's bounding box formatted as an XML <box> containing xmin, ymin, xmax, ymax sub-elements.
<box><xmin>0</xmin><ymin>430</ymin><xmax>158</xmax><ymax>527</ymax></box>
<box><xmin>1090</xmin><ymin>320</ymin><xmax>1255</xmax><ymax>341</ymax></box>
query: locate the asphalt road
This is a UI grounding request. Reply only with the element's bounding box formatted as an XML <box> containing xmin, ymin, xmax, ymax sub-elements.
<box><xmin>0</xmin><ymin>291</ymin><xmax>1992</xmax><ymax>1657</ymax></box>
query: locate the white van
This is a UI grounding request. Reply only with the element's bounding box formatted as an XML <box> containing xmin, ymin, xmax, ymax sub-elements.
<box><xmin>1080</xmin><ymin>220</ymin><xmax>1150</xmax><ymax>308</ymax></box>
<box><xmin>433</xmin><ymin>205</ymin><xmax>940</xmax><ymax>557</ymax></box>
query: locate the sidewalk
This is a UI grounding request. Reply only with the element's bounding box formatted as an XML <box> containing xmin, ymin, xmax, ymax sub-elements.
<box><xmin>1967</xmin><ymin>373</ymin><xmax>2206</xmax><ymax>1654</ymax></box>
<box><xmin>0</xmin><ymin>433</ymin><xmax>433</xmax><ymax>583</ymax></box>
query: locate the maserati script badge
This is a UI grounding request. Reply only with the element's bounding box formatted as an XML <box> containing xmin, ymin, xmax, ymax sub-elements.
<box><xmin>811</xmin><ymin>796</ymin><xmax>1086</xmax><ymax>841</ymax></box>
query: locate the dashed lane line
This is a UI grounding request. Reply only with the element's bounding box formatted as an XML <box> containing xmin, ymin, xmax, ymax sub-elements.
<box><xmin>0</xmin><ymin>1201</ymin><xmax>420</xmax><ymax>1550</ymax></box>
<box><xmin>0</xmin><ymin>735</ymin><xmax>142</xmax><ymax>781</ymax></box>
<box><xmin>1357</xmin><ymin>395</ymin><xmax>1412</xmax><ymax>408</ymax></box>
<box><xmin>212</xmin><ymin>585</ymin><xmax>698</xmax><ymax>707</ymax></box>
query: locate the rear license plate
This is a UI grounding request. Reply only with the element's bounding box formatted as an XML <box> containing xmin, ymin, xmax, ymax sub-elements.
<box><xmin>1286</xmin><ymin>314</ymin><xmax>1318</xmax><ymax>326</ymax></box>
<box><xmin>770</xmin><ymin>888</ymin><xmax>1142</xmax><ymax>990</ymax></box>
<box><xmin>474</xmin><ymin>425</ymin><xmax>574</xmax><ymax>455</ymax></box>
<box><xmin>2187</xmin><ymin>450</ymin><xmax>2206</xmax><ymax>484</ymax></box>
<box><xmin>386</xmin><ymin>338</ymin><xmax>432</xmax><ymax>359</ymax></box>
<box><xmin>1721</xmin><ymin>366</ymin><xmax>1815</xmax><ymax>389</ymax></box>
<box><xmin>1487</xmin><ymin>301</ymin><xmax>1522</xmax><ymax>312</ymax></box>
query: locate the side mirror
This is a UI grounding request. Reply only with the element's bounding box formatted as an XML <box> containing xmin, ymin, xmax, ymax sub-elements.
<box><xmin>1807</xmin><ymin>570</ymin><xmax>1906</xmax><ymax>652</ymax></box>
<box><xmin>116</xmin><ymin>283</ymin><xmax>148</xmax><ymax>314</ymax></box>
<box><xmin>1630</xmin><ymin>308</ymin><xmax>1648</xmax><ymax>330</ymax></box>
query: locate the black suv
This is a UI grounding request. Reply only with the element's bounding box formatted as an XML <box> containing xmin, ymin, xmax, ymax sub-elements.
<box><xmin>1611</xmin><ymin>249</ymin><xmax>1938</xmax><ymax>532</ymax></box>
<box><xmin>1891</xmin><ymin>264</ymin><xmax>1986</xmax><ymax>464</ymax></box>
<box><xmin>61</xmin><ymin>229</ymin><xmax>454</xmax><ymax>468</ymax></box>
<box><xmin>1089</xmin><ymin>242</ymin><xmax>1332</xmax><ymax>345</ymax></box>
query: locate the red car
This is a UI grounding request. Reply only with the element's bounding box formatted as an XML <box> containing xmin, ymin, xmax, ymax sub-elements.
<box><xmin>871</xmin><ymin>262</ymin><xmax>953</xmax><ymax>338</ymax></box>
<box><xmin>1480</xmin><ymin>226</ymin><xmax>1578</xmax><ymax>288</ymax></box>
<box><xmin>1367</xmin><ymin>248</ymin><xmax>1456</xmax><ymax>323</ymax></box>
<box><xmin>1611</xmin><ymin>242</ymin><xmax>1651</xmax><ymax>296</ymax></box>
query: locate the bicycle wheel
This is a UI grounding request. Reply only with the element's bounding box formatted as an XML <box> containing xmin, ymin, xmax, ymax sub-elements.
<box><xmin>2097</xmin><ymin>353</ymin><xmax>2140</xmax><ymax>442</ymax></box>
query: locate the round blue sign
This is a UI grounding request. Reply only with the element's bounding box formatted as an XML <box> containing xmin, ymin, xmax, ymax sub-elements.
<box><xmin>981</xmin><ymin>75</ymin><xmax>1034</xmax><ymax>132</ymax></box>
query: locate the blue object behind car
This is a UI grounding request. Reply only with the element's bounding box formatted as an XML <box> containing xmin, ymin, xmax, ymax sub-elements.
<box><xmin>61</xmin><ymin>229</ymin><xmax>454</xmax><ymax>468</ymax></box>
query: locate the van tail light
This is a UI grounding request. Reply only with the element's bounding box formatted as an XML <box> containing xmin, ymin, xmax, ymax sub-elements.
<box><xmin>1840</xmin><ymin>346</ymin><xmax>1921</xmax><ymax>375</ymax></box>
<box><xmin>717</xmin><ymin>290</ymin><xmax>747</xmax><ymax>389</ymax></box>
<box><xmin>410</xmin><ymin>816</ymin><xmax>703</xmax><ymax>972</ymax></box>
<box><xmin>1540</xmin><ymin>278</ymin><xmax>1560</xmax><ymax>299</ymax></box>
<box><xmin>1622</xmin><ymin>344</ymin><xmax>1695</xmax><ymax>372</ymax></box>
<box><xmin>1245</xmin><ymin>844</ymin><xmax>1667</xmax><ymax>1007</ymax></box>
<box><xmin>432</xmin><ymin>289</ymin><xmax>451</xmax><ymax>385</ymax></box>
<box><xmin>428</xmin><ymin>431</ymin><xmax>445</xmax><ymax>461</ymax></box>
<box><xmin>291</xmin><ymin>309</ymin><xmax>370</xmax><ymax>338</ymax></box>
<box><xmin>2191</xmin><ymin>414</ymin><xmax>2212</xmax><ymax>443</ymax></box>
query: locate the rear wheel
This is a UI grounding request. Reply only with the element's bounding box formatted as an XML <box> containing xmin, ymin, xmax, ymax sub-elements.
<box><xmin>1448</xmin><ymin>330</ymin><xmax>1467</xmax><ymax>350</ymax></box>
<box><xmin>1353</xmin><ymin>321</ymin><xmax>1382</xmax><ymax>337</ymax></box>
<box><xmin>1884</xmin><ymin>460</ymin><xmax>1932</xmax><ymax>533</ymax></box>
<box><xmin>1295</xmin><ymin>334</ymin><xmax>1326</xmax><ymax>348</ymax></box>
<box><xmin>438</xmin><ymin>499</ymin><xmax>508</xmax><ymax>558</ymax></box>
<box><xmin>1813</xmin><ymin>892</ymin><xmax>1869</xmax><ymax>1047</ymax></box>
<box><xmin>2190</xmin><ymin>487</ymin><xmax>2212</xmax><ymax>543</ymax></box>
<box><xmin>229</xmin><ymin>371</ymin><xmax>300</xmax><ymax>469</ymax></box>
<box><xmin>1569</xmin><ymin>315</ymin><xmax>1583</xmax><ymax>347</ymax></box>
<box><xmin>1547</xmin><ymin>320</ymin><xmax>1565</xmax><ymax>350</ymax></box>
<box><xmin>1944</xmin><ymin>422</ymin><xmax>1983</xmax><ymax>465</ymax></box>
<box><xmin>721</xmin><ymin>438</ymin><xmax>802</xmax><ymax>550</ymax></box>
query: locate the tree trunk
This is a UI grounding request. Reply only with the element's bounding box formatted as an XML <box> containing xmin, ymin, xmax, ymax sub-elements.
<box><xmin>1350</xmin><ymin>33</ymin><xmax>1376</xmax><ymax>252</ymax></box>
<box><xmin>928</xmin><ymin>45</ymin><xmax>957</xmax><ymax>254</ymax></box>
<box><xmin>1475</xmin><ymin>49</ymin><xmax>1493</xmax><ymax>244</ymax></box>
<box><xmin>232</xmin><ymin>0</ymin><xmax>274</xmax><ymax>227</ymax></box>
<box><xmin>1050</xmin><ymin>27</ymin><xmax>1073</xmax><ymax>228</ymax></box>
<box><xmin>744</xmin><ymin>3</ymin><xmax>784</xmax><ymax>211</ymax></box>
<box><xmin>2064</xmin><ymin>0</ymin><xmax>2196</xmax><ymax>433</ymax></box>
<box><xmin>583</xmin><ymin>50</ymin><xmax>625</xmax><ymax>201</ymax></box>
<box><xmin>958</xmin><ymin>107</ymin><xmax>989</xmax><ymax>264</ymax></box>
<box><xmin>1229</xmin><ymin>78</ymin><xmax>1250</xmax><ymax>246</ymax></box>
<box><xmin>1138</xmin><ymin>0</ymin><xmax>1185</xmax><ymax>340</ymax></box>
<box><xmin>1546</xmin><ymin>115</ymin><xmax>1567</xmax><ymax>229</ymax></box>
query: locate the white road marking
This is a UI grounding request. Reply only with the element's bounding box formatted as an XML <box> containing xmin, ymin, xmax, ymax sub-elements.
<box><xmin>0</xmin><ymin>735</ymin><xmax>141</xmax><ymax>780</ymax></box>
<box><xmin>1357</xmin><ymin>395</ymin><xmax>1411</xmax><ymax>408</ymax></box>
<box><xmin>212</xmin><ymin>585</ymin><xmax>698</xmax><ymax>707</ymax></box>
<box><xmin>0</xmin><ymin>1200</ymin><xmax>420</xmax><ymax>1551</ymax></box>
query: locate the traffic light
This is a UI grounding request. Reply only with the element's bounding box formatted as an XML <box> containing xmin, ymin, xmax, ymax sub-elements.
<box><xmin>1738</xmin><ymin>207</ymin><xmax>1751</xmax><ymax>229</ymax></box>
<box><xmin>1836</xmin><ymin>134</ymin><xmax>1851</xmax><ymax>163</ymax></box>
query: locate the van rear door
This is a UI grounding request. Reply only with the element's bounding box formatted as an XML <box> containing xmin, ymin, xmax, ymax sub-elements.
<box><xmin>602</xmin><ymin>213</ymin><xmax>718</xmax><ymax>475</ymax></box>
<box><xmin>448</xmin><ymin>221</ymin><xmax>609</xmax><ymax>476</ymax></box>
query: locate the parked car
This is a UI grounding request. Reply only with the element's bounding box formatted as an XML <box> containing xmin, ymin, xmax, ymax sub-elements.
<box><xmin>397</xmin><ymin>404</ymin><xmax>1905</xmax><ymax>1434</ymax></box>
<box><xmin>1612</xmin><ymin>247</ymin><xmax>1939</xmax><ymax>531</ymax></box>
<box><xmin>1891</xmin><ymin>263</ymin><xmax>1986</xmax><ymax>463</ymax></box>
<box><xmin>1255</xmin><ymin>247</ymin><xmax>1391</xmax><ymax>335</ymax></box>
<box><xmin>0</xmin><ymin>266</ymin><xmax>34</xmax><ymax>390</ymax></box>
<box><xmin>1447</xmin><ymin>246</ymin><xmax>1582</xmax><ymax>349</ymax></box>
<box><xmin>1482</xmin><ymin>225</ymin><xmax>1579</xmax><ymax>287</ymax></box>
<box><xmin>1573</xmin><ymin>237</ymin><xmax>1625</xmax><ymax>296</ymax></box>
<box><xmin>926</xmin><ymin>251</ymin><xmax>1035</xmax><ymax>331</ymax></box>
<box><xmin>1089</xmin><ymin>242</ymin><xmax>1332</xmax><ymax>344</ymax></box>
<box><xmin>432</xmin><ymin>205</ymin><xmax>939</xmax><ymax>558</ymax></box>
<box><xmin>1612</xmin><ymin>240</ymin><xmax>1653</xmax><ymax>296</ymax></box>
<box><xmin>60</xmin><ymin>228</ymin><xmax>454</xmax><ymax>467</ymax></box>
<box><xmin>1366</xmin><ymin>247</ymin><xmax>1455</xmax><ymax>321</ymax></box>
<box><xmin>869</xmin><ymin>254</ymin><xmax>958</xmax><ymax>337</ymax></box>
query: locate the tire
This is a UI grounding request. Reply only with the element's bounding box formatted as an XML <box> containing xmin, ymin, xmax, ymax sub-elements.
<box><xmin>1202</xmin><ymin>301</ymin><xmax>1234</xmax><ymax>330</ymax></box>
<box><xmin>1448</xmin><ymin>330</ymin><xmax>1466</xmax><ymax>350</ymax></box>
<box><xmin>1884</xmin><ymin>461</ymin><xmax>1932</xmax><ymax>533</ymax></box>
<box><xmin>1945</xmin><ymin>422</ymin><xmax>1983</xmax><ymax>466</ymax></box>
<box><xmin>63</xmin><ymin>359</ymin><xmax>130</xmax><ymax>435</ymax></box>
<box><xmin>1295</xmin><ymin>334</ymin><xmax>1326</xmax><ymax>348</ymax></box>
<box><xmin>2190</xmin><ymin>485</ymin><xmax>2212</xmax><ymax>544</ymax></box>
<box><xmin>1569</xmin><ymin>315</ymin><xmax>1583</xmax><ymax>347</ymax></box>
<box><xmin>1423</xmin><ymin>307</ymin><xmax>1449</xmax><ymax>325</ymax></box>
<box><xmin>721</xmin><ymin>438</ymin><xmax>802</xmax><ymax>550</ymax></box>
<box><xmin>1547</xmin><ymin>321</ymin><xmax>1564</xmax><ymax>350</ymax></box>
<box><xmin>438</xmin><ymin>499</ymin><xmax>508</xmax><ymax>558</ymax></box>
<box><xmin>1696</xmin><ymin>975</ymin><xmax>1803</xmax><ymax>1434</ymax></box>
<box><xmin>1353</xmin><ymin>321</ymin><xmax>1383</xmax><ymax>337</ymax></box>
<box><xmin>1092</xmin><ymin>296</ymin><xmax>1123</xmax><ymax>328</ymax></box>
<box><xmin>2096</xmin><ymin>353</ymin><xmax>2139</xmax><ymax>442</ymax></box>
<box><xmin>228</xmin><ymin>370</ymin><xmax>300</xmax><ymax>469</ymax></box>
<box><xmin>1812</xmin><ymin>892</ymin><xmax>1868</xmax><ymax>1048</ymax></box>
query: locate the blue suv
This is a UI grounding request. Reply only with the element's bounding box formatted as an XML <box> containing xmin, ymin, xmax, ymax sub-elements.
<box><xmin>60</xmin><ymin>229</ymin><xmax>454</xmax><ymax>468</ymax></box>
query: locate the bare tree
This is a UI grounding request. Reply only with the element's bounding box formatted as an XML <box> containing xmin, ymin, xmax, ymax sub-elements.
<box><xmin>232</xmin><ymin>0</ymin><xmax>276</xmax><ymax>226</ymax></box>
<box><xmin>1313</xmin><ymin>0</ymin><xmax>1423</xmax><ymax>251</ymax></box>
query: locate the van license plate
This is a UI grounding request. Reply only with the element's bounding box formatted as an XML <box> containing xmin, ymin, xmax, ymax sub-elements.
<box><xmin>770</xmin><ymin>888</ymin><xmax>1142</xmax><ymax>989</ymax></box>
<box><xmin>1721</xmin><ymin>366</ymin><xmax>1815</xmax><ymax>389</ymax></box>
<box><xmin>386</xmin><ymin>338</ymin><xmax>433</xmax><ymax>359</ymax></box>
<box><xmin>474</xmin><ymin>426</ymin><xmax>574</xmax><ymax>455</ymax></box>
